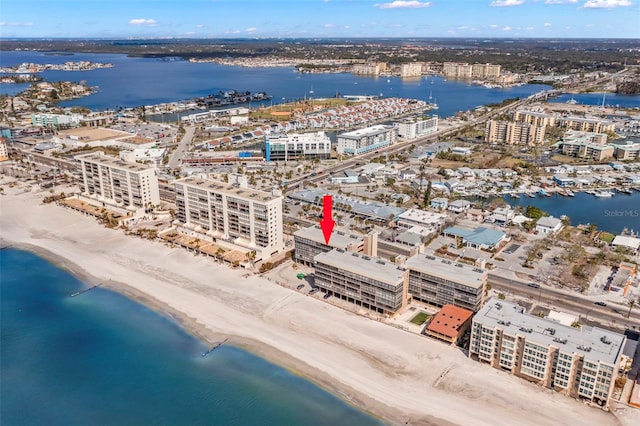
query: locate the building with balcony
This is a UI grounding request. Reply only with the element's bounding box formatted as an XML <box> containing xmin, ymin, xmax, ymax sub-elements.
<box><xmin>405</xmin><ymin>254</ymin><xmax>487</xmax><ymax>312</ymax></box>
<box><xmin>425</xmin><ymin>304</ymin><xmax>474</xmax><ymax>345</ymax></box>
<box><xmin>337</xmin><ymin>125</ymin><xmax>395</xmax><ymax>155</ymax></box>
<box><xmin>313</xmin><ymin>248</ymin><xmax>409</xmax><ymax>315</ymax></box>
<box><xmin>485</xmin><ymin>120</ymin><xmax>546</xmax><ymax>146</ymax></box>
<box><xmin>293</xmin><ymin>225</ymin><xmax>364</xmax><ymax>266</ymax></box>
<box><xmin>173</xmin><ymin>175</ymin><xmax>284</xmax><ymax>261</ymax></box>
<box><xmin>400</xmin><ymin>62</ymin><xmax>423</xmax><ymax>78</ymax></box>
<box><xmin>470</xmin><ymin>298</ymin><xmax>626</xmax><ymax>409</ymax></box>
<box><xmin>264</xmin><ymin>131</ymin><xmax>331</xmax><ymax>162</ymax></box>
<box><xmin>395</xmin><ymin>116</ymin><xmax>438</xmax><ymax>140</ymax></box>
<box><xmin>76</xmin><ymin>151</ymin><xmax>159</xmax><ymax>217</ymax></box>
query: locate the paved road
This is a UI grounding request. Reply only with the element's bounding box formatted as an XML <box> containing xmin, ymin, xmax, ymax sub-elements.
<box><xmin>489</xmin><ymin>273</ymin><xmax>640</xmax><ymax>332</ymax></box>
<box><xmin>167</xmin><ymin>125</ymin><xmax>195</xmax><ymax>168</ymax></box>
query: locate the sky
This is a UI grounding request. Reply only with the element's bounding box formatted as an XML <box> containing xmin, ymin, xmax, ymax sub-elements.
<box><xmin>1</xmin><ymin>0</ymin><xmax>638</xmax><ymax>39</ymax></box>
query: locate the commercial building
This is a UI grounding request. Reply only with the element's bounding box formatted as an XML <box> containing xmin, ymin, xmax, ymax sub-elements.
<box><xmin>293</xmin><ymin>225</ymin><xmax>364</xmax><ymax>266</ymax></box>
<box><xmin>395</xmin><ymin>116</ymin><xmax>438</xmax><ymax>140</ymax></box>
<box><xmin>485</xmin><ymin>120</ymin><xmax>545</xmax><ymax>145</ymax></box>
<box><xmin>264</xmin><ymin>131</ymin><xmax>331</xmax><ymax>162</ymax></box>
<box><xmin>425</xmin><ymin>304</ymin><xmax>474</xmax><ymax>345</ymax></box>
<box><xmin>313</xmin><ymin>248</ymin><xmax>409</xmax><ymax>315</ymax></box>
<box><xmin>76</xmin><ymin>151</ymin><xmax>160</xmax><ymax>217</ymax></box>
<box><xmin>337</xmin><ymin>125</ymin><xmax>396</xmax><ymax>155</ymax></box>
<box><xmin>405</xmin><ymin>254</ymin><xmax>487</xmax><ymax>312</ymax></box>
<box><xmin>470</xmin><ymin>299</ymin><xmax>626</xmax><ymax>409</ymax></box>
<box><xmin>173</xmin><ymin>175</ymin><xmax>284</xmax><ymax>261</ymax></box>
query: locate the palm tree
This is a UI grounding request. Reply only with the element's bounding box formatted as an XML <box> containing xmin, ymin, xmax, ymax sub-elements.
<box><xmin>627</xmin><ymin>297</ymin><xmax>639</xmax><ymax>319</ymax></box>
<box><xmin>246</xmin><ymin>250</ymin><xmax>257</xmax><ymax>268</ymax></box>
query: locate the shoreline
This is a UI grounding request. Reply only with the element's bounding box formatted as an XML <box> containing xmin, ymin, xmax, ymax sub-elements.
<box><xmin>0</xmin><ymin>185</ymin><xmax>634</xmax><ymax>426</ymax></box>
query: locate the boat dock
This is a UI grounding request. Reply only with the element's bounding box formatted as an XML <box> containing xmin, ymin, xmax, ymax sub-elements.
<box><xmin>70</xmin><ymin>283</ymin><xmax>103</xmax><ymax>297</ymax></box>
<box><xmin>201</xmin><ymin>338</ymin><xmax>229</xmax><ymax>358</ymax></box>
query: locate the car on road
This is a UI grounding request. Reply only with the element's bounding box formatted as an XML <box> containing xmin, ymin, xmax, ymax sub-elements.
<box><xmin>309</xmin><ymin>288</ymin><xmax>319</xmax><ymax>295</ymax></box>
<box><xmin>527</xmin><ymin>282</ymin><xmax>540</xmax><ymax>289</ymax></box>
<box><xmin>296</xmin><ymin>284</ymin><xmax>305</xmax><ymax>290</ymax></box>
<box><xmin>323</xmin><ymin>293</ymin><xmax>331</xmax><ymax>300</ymax></box>
<box><xmin>594</xmin><ymin>301</ymin><xmax>607</xmax><ymax>307</ymax></box>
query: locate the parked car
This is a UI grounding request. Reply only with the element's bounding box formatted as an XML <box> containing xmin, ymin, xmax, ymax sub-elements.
<box><xmin>296</xmin><ymin>284</ymin><xmax>305</xmax><ymax>290</ymax></box>
<box><xmin>309</xmin><ymin>288</ymin><xmax>319</xmax><ymax>295</ymax></box>
<box><xmin>527</xmin><ymin>282</ymin><xmax>540</xmax><ymax>289</ymax></box>
<box><xmin>594</xmin><ymin>301</ymin><xmax>607</xmax><ymax>307</ymax></box>
<box><xmin>323</xmin><ymin>293</ymin><xmax>331</xmax><ymax>300</ymax></box>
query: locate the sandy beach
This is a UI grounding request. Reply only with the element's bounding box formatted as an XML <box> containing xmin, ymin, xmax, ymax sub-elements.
<box><xmin>1</xmin><ymin>183</ymin><xmax>637</xmax><ymax>426</ymax></box>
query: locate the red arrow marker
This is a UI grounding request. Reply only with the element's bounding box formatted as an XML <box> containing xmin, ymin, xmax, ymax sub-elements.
<box><xmin>319</xmin><ymin>194</ymin><xmax>335</xmax><ymax>245</ymax></box>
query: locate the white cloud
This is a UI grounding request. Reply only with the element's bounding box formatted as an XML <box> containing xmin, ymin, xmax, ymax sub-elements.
<box><xmin>128</xmin><ymin>18</ymin><xmax>157</xmax><ymax>26</ymax></box>
<box><xmin>195</xmin><ymin>24</ymin><xmax>205</xmax><ymax>28</ymax></box>
<box><xmin>583</xmin><ymin>0</ymin><xmax>632</xmax><ymax>8</ymax></box>
<box><xmin>246</xmin><ymin>27</ymin><xmax>257</xmax><ymax>33</ymax></box>
<box><xmin>545</xmin><ymin>0</ymin><xmax>577</xmax><ymax>4</ymax></box>
<box><xmin>490</xmin><ymin>24</ymin><xmax>500</xmax><ymax>28</ymax></box>
<box><xmin>0</xmin><ymin>21</ymin><xmax>34</xmax><ymax>27</ymax></box>
<box><xmin>543</xmin><ymin>22</ymin><xmax>552</xmax><ymax>26</ymax></box>
<box><xmin>489</xmin><ymin>0</ymin><xmax>524</xmax><ymax>6</ymax></box>
<box><xmin>374</xmin><ymin>1</ymin><xmax>432</xmax><ymax>9</ymax></box>
<box><xmin>323</xmin><ymin>23</ymin><xmax>336</xmax><ymax>28</ymax></box>
<box><xmin>502</xmin><ymin>26</ymin><xmax>513</xmax><ymax>30</ymax></box>
<box><xmin>526</xmin><ymin>26</ymin><xmax>535</xmax><ymax>30</ymax></box>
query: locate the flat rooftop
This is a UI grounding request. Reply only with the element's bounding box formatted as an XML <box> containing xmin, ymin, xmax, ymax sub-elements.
<box><xmin>294</xmin><ymin>225</ymin><xmax>363</xmax><ymax>250</ymax></box>
<box><xmin>405</xmin><ymin>254</ymin><xmax>487</xmax><ymax>289</ymax></box>
<box><xmin>176</xmin><ymin>176</ymin><xmax>281</xmax><ymax>203</ymax></box>
<box><xmin>314</xmin><ymin>249</ymin><xmax>406</xmax><ymax>287</ymax></box>
<box><xmin>397</xmin><ymin>208</ymin><xmax>447</xmax><ymax>225</ymax></box>
<box><xmin>338</xmin><ymin>124</ymin><xmax>392</xmax><ymax>139</ymax></box>
<box><xmin>427</xmin><ymin>304</ymin><xmax>474</xmax><ymax>339</ymax></box>
<box><xmin>75</xmin><ymin>152</ymin><xmax>155</xmax><ymax>172</ymax></box>
<box><xmin>476</xmin><ymin>298</ymin><xmax>625</xmax><ymax>365</ymax></box>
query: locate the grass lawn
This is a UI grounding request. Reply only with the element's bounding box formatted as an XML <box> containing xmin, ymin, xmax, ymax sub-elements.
<box><xmin>410</xmin><ymin>311</ymin><xmax>432</xmax><ymax>325</ymax></box>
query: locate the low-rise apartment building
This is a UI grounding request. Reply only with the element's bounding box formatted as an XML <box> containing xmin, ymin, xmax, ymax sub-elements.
<box><xmin>313</xmin><ymin>248</ymin><xmax>409</xmax><ymax>315</ymax></box>
<box><xmin>76</xmin><ymin>151</ymin><xmax>159</xmax><ymax>216</ymax></box>
<box><xmin>337</xmin><ymin>125</ymin><xmax>395</xmax><ymax>155</ymax></box>
<box><xmin>470</xmin><ymin>299</ymin><xmax>626</xmax><ymax>409</ymax></box>
<box><xmin>404</xmin><ymin>254</ymin><xmax>487</xmax><ymax>312</ymax></box>
<box><xmin>173</xmin><ymin>175</ymin><xmax>284</xmax><ymax>261</ymax></box>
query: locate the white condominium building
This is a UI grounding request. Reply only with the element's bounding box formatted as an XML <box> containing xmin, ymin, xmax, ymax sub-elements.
<box><xmin>395</xmin><ymin>116</ymin><xmax>438</xmax><ymax>140</ymax></box>
<box><xmin>264</xmin><ymin>132</ymin><xmax>331</xmax><ymax>162</ymax></box>
<box><xmin>174</xmin><ymin>176</ymin><xmax>284</xmax><ymax>260</ymax></box>
<box><xmin>470</xmin><ymin>298</ymin><xmax>625</xmax><ymax>409</ymax></box>
<box><xmin>336</xmin><ymin>125</ymin><xmax>395</xmax><ymax>155</ymax></box>
<box><xmin>76</xmin><ymin>151</ymin><xmax>159</xmax><ymax>216</ymax></box>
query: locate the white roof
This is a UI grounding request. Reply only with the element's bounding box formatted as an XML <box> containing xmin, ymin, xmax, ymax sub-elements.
<box><xmin>612</xmin><ymin>235</ymin><xmax>640</xmax><ymax>250</ymax></box>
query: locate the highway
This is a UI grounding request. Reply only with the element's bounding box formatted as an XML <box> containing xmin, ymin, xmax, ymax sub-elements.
<box><xmin>488</xmin><ymin>273</ymin><xmax>640</xmax><ymax>333</ymax></box>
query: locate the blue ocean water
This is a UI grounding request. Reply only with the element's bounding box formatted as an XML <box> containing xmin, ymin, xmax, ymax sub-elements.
<box><xmin>0</xmin><ymin>248</ymin><xmax>382</xmax><ymax>426</ymax></box>
<box><xmin>0</xmin><ymin>50</ymin><xmax>557</xmax><ymax>117</ymax></box>
<box><xmin>503</xmin><ymin>190</ymin><xmax>640</xmax><ymax>234</ymax></box>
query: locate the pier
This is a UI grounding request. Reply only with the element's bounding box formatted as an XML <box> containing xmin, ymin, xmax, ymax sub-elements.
<box><xmin>70</xmin><ymin>283</ymin><xmax>103</xmax><ymax>297</ymax></box>
<box><xmin>201</xmin><ymin>338</ymin><xmax>229</xmax><ymax>358</ymax></box>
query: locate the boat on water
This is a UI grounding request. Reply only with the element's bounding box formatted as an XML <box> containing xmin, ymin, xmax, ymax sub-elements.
<box><xmin>594</xmin><ymin>190</ymin><xmax>614</xmax><ymax>198</ymax></box>
<box><xmin>618</xmin><ymin>187</ymin><xmax>632</xmax><ymax>194</ymax></box>
<box><xmin>526</xmin><ymin>192</ymin><xmax>536</xmax><ymax>198</ymax></box>
<box><xmin>566</xmin><ymin>189</ymin><xmax>575</xmax><ymax>197</ymax></box>
<box><xmin>566</xmin><ymin>95</ymin><xmax>578</xmax><ymax>105</ymax></box>
<box><xmin>510</xmin><ymin>193</ymin><xmax>520</xmax><ymax>199</ymax></box>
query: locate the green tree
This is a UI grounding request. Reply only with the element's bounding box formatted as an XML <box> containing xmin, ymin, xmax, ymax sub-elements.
<box><xmin>423</xmin><ymin>180</ymin><xmax>432</xmax><ymax>209</ymax></box>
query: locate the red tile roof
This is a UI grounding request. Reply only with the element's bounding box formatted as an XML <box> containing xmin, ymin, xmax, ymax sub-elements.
<box><xmin>426</xmin><ymin>305</ymin><xmax>474</xmax><ymax>339</ymax></box>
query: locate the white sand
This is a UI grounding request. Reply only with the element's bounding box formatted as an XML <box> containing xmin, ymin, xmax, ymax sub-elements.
<box><xmin>1</xmin><ymin>185</ymin><xmax>636</xmax><ymax>426</ymax></box>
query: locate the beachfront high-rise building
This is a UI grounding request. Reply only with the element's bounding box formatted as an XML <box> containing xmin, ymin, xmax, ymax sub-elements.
<box><xmin>76</xmin><ymin>151</ymin><xmax>160</xmax><ymax>216</ymax></box>
<box><xmin>352</xmin><ymin>62</ymin><xmax>386</xmax><ymax>76</ymax></box>
<box><xmin>404</xmin><ymin>254</ymin><xmax>487</xmax><ymax>312</ymax></box>
<box><xmin>336</xmin><ymin>125</ymin><xmax>395</xmax><ymax>155</ymax></box>
<box><xmin>293</xmin><ymin>225</ymin><xmax>364</xmax><ymax>266</ymax></box>
<box><xmin>313</xmin><ymin>248</ymin><xmax>409</xmax><ymax>315</ymax></box>
<box><xmin>470</xmin><ymin>298</ymin><xmax>626</xmax><ymax>410</ymax></box>
<box><xmin>514</xmin><ymin>110</ymin><xmax>558</xmax><ymax>128</ymax></box>
<box><xmin>173</xmin><ymin>175</ymin><xmax>284</xmax><ymax>261</ymax></box>
<box><xmin>485</xmin><ymin>120</ymin><xmax>546</xmax><ymax>145</ymax></box>
<box><xmin>264</xmin><ymin>132</ymin><xmax>331</xmax><ymax>162</ymax></box>
<box><xmin>395</xmin><ymin>116</ymin><xmax>438</xmax><ymax>140</ymax></box>
<box><xmin>31</xmin><ymin>113</ymin><xmax>82</xmax><ymax>128</ymax></box>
